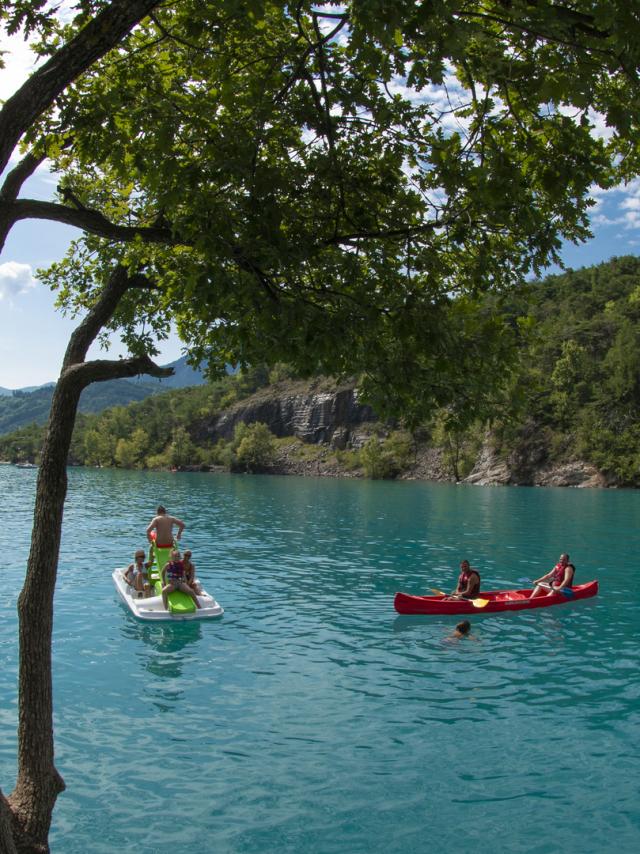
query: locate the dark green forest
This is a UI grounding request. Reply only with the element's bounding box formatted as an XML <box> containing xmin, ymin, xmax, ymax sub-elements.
<box><xmin>3</xmin><ymin>256</ymin><xmax>640</xmax><ymax>483</ymax></box>
<box><xmin>501</xmin><ymin>254</ymin><xmax>640</xmax><ymax>483</ymax></box>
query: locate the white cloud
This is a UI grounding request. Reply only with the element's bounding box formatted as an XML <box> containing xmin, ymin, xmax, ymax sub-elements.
<box><xmin>584</xmin><ymin>177</ymin><xmax>640</xmax><ymax>232</ymax></box>
<box><xmin>620</xmin><ymin>196</ymin><xmax>640</xmax><ymax>211</ymax></box>
<box><xmin>0</xmin><ymin>261</ymin><xmax>36</xmax><ymax>301</ymax></box>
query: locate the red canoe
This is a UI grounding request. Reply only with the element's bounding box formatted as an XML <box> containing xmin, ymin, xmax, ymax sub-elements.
<box><xmin>393</xmin><ymin>580</ymin><xmax>598</xmax><ymax>615</ymax></box>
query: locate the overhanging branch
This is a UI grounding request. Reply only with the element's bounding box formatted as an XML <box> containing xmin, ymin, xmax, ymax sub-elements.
<box><xmin>60</xmin><ymin>354</ymin><xmax>173</xmax><ymax>391</ymax></box>
<box><xmin>9</xmin><ymin>198</ymin><xmax>176</xmax><ymax>244</ymax></box>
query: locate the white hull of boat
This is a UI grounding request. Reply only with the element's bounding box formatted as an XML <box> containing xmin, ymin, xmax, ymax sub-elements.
<box><xmin>112</xmin><ymin>568</ymin><xmax>224</xmax><ymax>621</ymax></box>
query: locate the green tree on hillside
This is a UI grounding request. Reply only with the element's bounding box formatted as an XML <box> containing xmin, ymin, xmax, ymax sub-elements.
<box><xmin>549</xmin><ymin>340</ymin><xmax>594</xmax><ymax>426</ymax></box>
<box><xmin>167</xmin><ymin>426</ymin><xmax>197</xmax><ymax>468</ymax></box>
<box><xmin>233</xmin><ymin>422</ymin><xmax>276</xmax><ymax>472</ymax></box>
<box><xmin>83</xmin><ymin>428</ymin><xmax>115</xmax><ymax>467</ymax></box>
<box><xmin>602</xmin><ymin>320</ymin><xmax>640</xmax><ymax>407</ymax></box>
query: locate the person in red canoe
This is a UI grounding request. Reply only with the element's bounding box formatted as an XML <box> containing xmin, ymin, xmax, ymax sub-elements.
<box><xmin>530</xmin><ymin>553</ymin><xmax>575</xmax><ymax>598</ymax></box>
<box><xmin>447</xmin><ymin>560</ymin><xmax>481</xmax><ymax>600</ymax></box>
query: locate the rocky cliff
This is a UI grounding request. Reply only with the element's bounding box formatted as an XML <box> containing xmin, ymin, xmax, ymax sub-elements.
<box><xmin>198</xmin><ymin>381</ymin><xmax>613</xmax><ymax>487</ymax></box>
<box><xmin>203</xmin><ymin>379</ymin><xmax>377</xmax><ymax>449</ymax></box>
<box><xmin>464</xmin><ymin>444</ymin><xmax>608</xmax><ymax>488</ymax></box>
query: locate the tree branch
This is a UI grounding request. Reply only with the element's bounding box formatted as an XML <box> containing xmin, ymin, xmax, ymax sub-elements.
<box><xmin>0</xmin><ymin>0</ymin><xmax>161</xmax><ymax>174</ymax></box>
<box><xmin>61</xmin><ymin>354</ymin><xmax>174</xmax><ymax>391</ymax></box>
<box><xmin>63</xmin><ymin>265</ymin><xmax>157</xmax><ymax>367</ymax></box>
<box><xmin>0</xmin><ymin>153</ymin><xmax>47</xmax><ymax>253</ymax></box>
<box><xmin>7</xmin><ymin>198</ymin><xmax>176</xmax><ymax>244</ymax></box>
<box><xmin>0</xmin><ymin>152</ymin><xmax>45</xmax><ymax>202</ymax></box>
<box><xmin>323</xmin><ymin>221</ymin><xmax>442</xmax><ymax>245</ymax></box>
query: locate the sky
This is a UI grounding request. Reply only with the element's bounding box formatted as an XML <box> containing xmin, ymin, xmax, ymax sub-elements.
<box><xmin>0</xmin><ymin>25</ymin><xmax>184</xmax><ymax>390</ymax></box>
<box><xmin>2</xmin><ymin>21</ymin><xmax>640</xmax><ymax>389</ymax></box>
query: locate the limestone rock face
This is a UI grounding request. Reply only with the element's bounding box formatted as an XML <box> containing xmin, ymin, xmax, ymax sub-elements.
<box><xmin>531</xmin><ymin>462</ymin><xmax>609</xmax><ymax>488</ymax></box>
<box><xmin>465</xmin><ymin>442</ymin><xmax>512</xmax><ymax>486</ymax></box>
<box><xmin>465</xmin><ymin>430</ymin><xmax>610</xmax><ymax>488</ymax></box>
<box><xmin>466</xmin><ymin>456</ymin><xmax>607</xmax><ymax>488</ymax></box>
<box><xmin>207</xmin><ymin>382</ymin><xmax>376</xmax><ymax>446</ymax></box>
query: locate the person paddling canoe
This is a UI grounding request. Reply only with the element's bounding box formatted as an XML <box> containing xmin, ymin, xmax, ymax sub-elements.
<box><xmin>530</xmin><ymin>553</ymin><xmax>575</xmax><ymax>598</ymax></box>
<box><xmin>447</xmin><ymin>560</ymin><xmax>481</xmax><ymax>600</ymax></box>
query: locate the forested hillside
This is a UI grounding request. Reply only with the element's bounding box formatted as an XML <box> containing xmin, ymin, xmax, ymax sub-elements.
<box><xmin>499</xmin><ymin>255</ymin><xmax>640</xmax><ymax>482</ymax></box>
<box><xmin>0</xmin><ymin>356</ymin><xmax>206</xmax><ymax>436</ymax></box>
<box><xmin>0</xmin><ymin>364</ymin><xmax>273</xmax><ymax>469</ymax></box>
<box><xmin>3</xmin><ymin>257</ymin><xmax>640</xmax><ymax>484</ymax></box>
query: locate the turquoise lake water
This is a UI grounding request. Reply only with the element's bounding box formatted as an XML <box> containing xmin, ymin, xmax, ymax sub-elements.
<box><xmin>1</xmin><ymin>465</ymin><xmax>639</xmax><ymax>853</ymax></box>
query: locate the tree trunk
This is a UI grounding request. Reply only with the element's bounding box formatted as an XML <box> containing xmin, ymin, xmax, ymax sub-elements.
<box><xmin>1</xmin><ymin>266</ymin><xmax>172</xmax><ymax>853</ymax></box>
<box><xmin>0</xmin><ymin>790</ymin><xmax>18</xmax><ymax>854</ymax></box>
<box><xmin>6</xmin><ymin>374</ymin><xmax>79</xmax><ymax>853</ymax></box>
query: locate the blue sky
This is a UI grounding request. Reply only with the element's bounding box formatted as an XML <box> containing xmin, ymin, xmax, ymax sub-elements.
<box><xmin>1</xmin><ymin>22</ymin><xmax>639</xmax><ymax>389</ymax></box>
<box><xmin>0</xmin><ymin>171</ymin><xmax>185</xmax><ymax>389</ymax></box>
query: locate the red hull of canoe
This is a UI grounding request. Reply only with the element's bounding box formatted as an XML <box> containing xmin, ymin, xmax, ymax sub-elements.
<box><xmin>393</xmin><ymin>580</ymin><xmax>598</xmax><ymax>616</ymax></box>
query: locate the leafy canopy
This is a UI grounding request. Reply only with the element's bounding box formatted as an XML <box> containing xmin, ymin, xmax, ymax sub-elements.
<box><xmin>30</xmin><ymin>1</ymin><xmax>640</xmax><ymax>422</ymax></box>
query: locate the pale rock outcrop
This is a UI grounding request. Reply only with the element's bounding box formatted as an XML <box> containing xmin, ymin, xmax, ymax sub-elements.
<box><xmin>532</xmin><ymin>462</ymin><xmax>609</xmax><ymax>488</ymax></box>
<box><xmin>206</xmin><ymin>382</ymin><xmax>376</xmax><ymax>446</ymax></box>
<box><xmin>464</xmin><ymin>442</ymin><xmax>512</xmax><ymax>486</ymax></box>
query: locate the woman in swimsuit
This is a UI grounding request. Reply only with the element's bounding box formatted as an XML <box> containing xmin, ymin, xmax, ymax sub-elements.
<box><xmin>161</xmin><ymin>549</ymin><xmax>201</xmax><ymax>610</ymax></box>
<box><xmin>124</xmin><ymin>549</ymin><xmax>152</xmax><ymax>596</ymax></box>
<box><xmin>183</xmin><ymin>549</ymin><xmax>202</xmax><ymax>595</ymax></box>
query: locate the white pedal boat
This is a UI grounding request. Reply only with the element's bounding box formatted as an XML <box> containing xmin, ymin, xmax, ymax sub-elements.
<box><xmin>112</xmin><ymin>568</ymin><xmax>224</xmax><ymax>621</ymax></box>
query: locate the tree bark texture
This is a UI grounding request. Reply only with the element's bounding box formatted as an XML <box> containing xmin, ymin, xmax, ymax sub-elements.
<box><xmin>0</xmin><ymin>790</ymin><xmax>18</xmax><ymax>854</ymax></box>
<box><xmin>2</xmin><ymin>266</ymin><xmax>171</xmax><ymax>853</ymax></box>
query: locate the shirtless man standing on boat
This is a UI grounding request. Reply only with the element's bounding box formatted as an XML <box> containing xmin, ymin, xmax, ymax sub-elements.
<box><xmin>146</xmin><ymin>505</ymin><xmax>185</xmax><ymax>549</ymax></box>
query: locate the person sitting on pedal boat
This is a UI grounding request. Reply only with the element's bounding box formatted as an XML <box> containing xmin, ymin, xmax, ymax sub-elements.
<box><xmin>124</xmin><ymin>549</ymin><xmax>152</xmax><ymax>596</ymax></box>
<box><xmin>183</xmin><ymin>549</ymin><xmax>202</xmax><ymax>595</ymax></box>
<box><xmin>530</xmin><ymin>553</ymin><xmax>575</xmax><ymax>598</ymax></box>
<box><xmin>161</xmin><ymin>549</ymin><xmax>200</xmax><ymax>611</ymax></box>
<box><xmin>447</xmin><ymin>560</ymin><xmax>481</xmax><ymax>600</ymax></box>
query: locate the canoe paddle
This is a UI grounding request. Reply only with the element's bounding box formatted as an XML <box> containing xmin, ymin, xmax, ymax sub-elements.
<box><xmin>430</xmin><ymin>587</ymin><xmax>490</xmax><ymax>608</ymax></box>
<box><xmin>517</xmin><ymin>578</ymin><xmax>575</xmax><ymax>598</ymax></box>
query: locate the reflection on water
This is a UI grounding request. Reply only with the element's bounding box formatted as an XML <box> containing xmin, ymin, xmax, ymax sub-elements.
<box><xmin>1</xmin><ymin>467</ymin><xmax>640</xmax><ymax>854</ymax></box>
<box><xmin>121</xmin><ymin>618</ymin><xmax>203</xmax><ymax>684</ymax></box>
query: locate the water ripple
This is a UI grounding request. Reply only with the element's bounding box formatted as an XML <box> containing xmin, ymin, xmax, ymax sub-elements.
<box><xmin>2</xmin><ymin>468</ymin><xmax>640</xmax><ymax>853</ymax></box>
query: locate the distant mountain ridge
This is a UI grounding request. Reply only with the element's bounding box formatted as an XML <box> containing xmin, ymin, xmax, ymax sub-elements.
<box><xmin>0</xmin><ymin>356</ymin><xmax>206</xmax><ymax>435</ymax></box>
<box><xmin>0</xmin><ymin>383</ymin><xmax>55</xmax><ymax>396</ymax></box>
